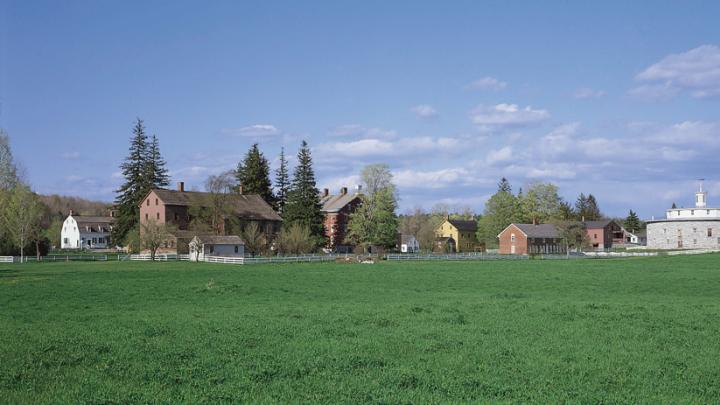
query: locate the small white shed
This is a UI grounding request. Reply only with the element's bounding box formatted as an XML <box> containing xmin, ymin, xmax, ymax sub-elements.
<box><xmin>189</xmin><ymin>235</ymin><xmax>245</xmax><ymax>261</ymax></box>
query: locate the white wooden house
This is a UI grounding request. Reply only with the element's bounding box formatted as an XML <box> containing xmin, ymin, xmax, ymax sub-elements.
<box><xmin>189</xmin><ymin>235</ymin><xmax>244</xmax><ymax>261</ymax></box>
<box><xmin>61</xmin><ymin>213</ymin><xmax>115</xmax><ymax>249</ymax></box>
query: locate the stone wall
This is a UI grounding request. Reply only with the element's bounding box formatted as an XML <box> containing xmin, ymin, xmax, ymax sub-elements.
<box><xmin>647</xmin><ymin>220</ymin><xmax>720</xmax><ymax>249</ymax></box>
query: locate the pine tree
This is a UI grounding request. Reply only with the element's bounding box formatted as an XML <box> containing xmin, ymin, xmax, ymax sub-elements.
<box><xmin>624</xmin><ymin>210</ymin><xmax>641</xmax><ymax>232</ymax></box>
<box><xmin>585</xmin><ymin>194</ymin><xmax>602</xmax><ymax>221</ymax></box>
<box><xmin>575</xmin><ymin>193</ymin><xmax>589</xmax><ymax>219</ymax></box>
<box><xmin>274</xmin><ymin>147</ymin><xmax>290</xmax><ymax>214</ymax></box>
<box><xmin>113</xmin><ymin>119</ymin><xmax>150</xmax><ymax>244</ymax></box>
<box><xmin>283</xmin><ymin>141</ymin><xmax>324</xmax><ymax>239</ymax></box>
<box><xmin>144</xmin><ymin>134</ymin><xmax>170</xmax><ymax>189</ymax></box>
<box><xmin>236</xmin><ymin>143</ymin><xmax>275</xmax><ymax>206</ymax></box>
<box><xmin>498</xmin><ymin>177</ymin><xmax>512</xmax><ymax>193</ymax></box>
<box><xmin>671</xmin><ymin>202</ymin><xmax>678</xmax><ymax>209</ymax></box>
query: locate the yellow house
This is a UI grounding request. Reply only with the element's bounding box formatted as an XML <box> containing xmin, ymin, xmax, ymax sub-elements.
<box><xmin>435</xmin><ymin>217</ymin><xmax>480</xmax><ymax>252</ymax></box>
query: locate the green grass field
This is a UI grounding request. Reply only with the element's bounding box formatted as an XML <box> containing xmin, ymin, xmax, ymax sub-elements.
<box><xmin>1</xmin><ymin>255</ymin><xmax>719</xmax><ymax>403</ymax></box>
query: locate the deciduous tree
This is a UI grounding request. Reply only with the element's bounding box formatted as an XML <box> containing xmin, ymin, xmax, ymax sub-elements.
<box><xmin>140</xmin><ymin>219</ymin><xmax>173</xmax><ymax>261</ymax></box>
<box><xmin>347</xmin><ymin>164</ymin><xmax>398</xmax><ymax>251</ymax></box>
<box><xmin>1</xmin><ymin>186</ymin><xmax>44</xmax><ymax>261</ymax></box>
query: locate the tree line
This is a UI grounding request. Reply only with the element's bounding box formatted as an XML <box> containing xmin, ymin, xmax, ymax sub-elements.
<box><xmin>112</xmin><ymin>120</ymin><xmax>399</xmax><ymax>256</ymax></box>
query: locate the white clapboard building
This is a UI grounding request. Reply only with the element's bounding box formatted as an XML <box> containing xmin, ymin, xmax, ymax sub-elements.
<box><xmin>61</xmin><ymin>212</ymin><xmax>115</xmax><ymax>249</ymax></box>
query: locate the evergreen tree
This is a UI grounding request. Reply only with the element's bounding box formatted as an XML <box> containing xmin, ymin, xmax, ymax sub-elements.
<box><xmin>624</xmin><ymin>209</ymin><xmax>641</xmax><ymax>232</ymax></box>
<box><xmin>236</xmin><ymin>143</ymin><xmax>275</xmax><ymax>205</ymax></box>
<box><xmin>671</xmin><ymin>202</ymin><xmax>678</xmax><ymax>209</ymax></box>
<box><xmin>498</xmin><ymin>177</ymin><xmax>512</xmax><ymax>193</ymax></box>
<box><xmin>274</xmin><ymin>147</ymin><xmax>290</xmax><ymax>214</ymax></box>
<box><xmin>585</xmin><ymin>194</ymin><xmax>602</xmax><ymax>221</ymax></box>
<box><xmin>144</xmin><ymin>134</ymin><xmax>170</xmax><ymax>189</ymax></box>
<box><xmin>113</xmin><ymin>118</ymin><xmax>150</xmax><ymax>244</ymax></box>
<box><xmin>558</xmin><ymin>200</ymin><xmax>576</xmax><ymax>220</ymax></box>
<box><xmin>575</xmin><ymin>193</ymin><xmax>589</xmax><ymax>219</ymax></box>
<box><xmin>283</xmin><ymin>141</ymin><xmax>324</xmax><ymax>239</ymax></box>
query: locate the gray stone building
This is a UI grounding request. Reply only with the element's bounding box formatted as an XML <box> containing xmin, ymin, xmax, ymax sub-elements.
<box><xmin>647</xmin><ymin>183</ymin><xmax>720</xmax><ymax>250</ymax></box>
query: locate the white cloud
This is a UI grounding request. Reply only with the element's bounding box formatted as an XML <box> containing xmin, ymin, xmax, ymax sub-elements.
<box><xmin>61</xmin><ymin>152</ymin><xmax>80</xmax><ymax>160</ymax></box>
<box><xmin>573</xmin><ymin>87</ymin><xmax>607</xmax><ymax>99</ymax></box>
<box><xmin>627</xmin><ymin>83</ymin><xmax>679</xmax><ymax>101</ymax></box>
<box><xmin>222</xmin><ymin>124</ymin><xmax>280</xmax><ymax>137</ymax></box>
<box><xmin>486</xmin><ymin>146</ymin><xmax>513</xmax><ymax>165</ymax></box>
<box><xmin>467</xmin><ymin>77</ymin><xmax>507</xmax><ymax>91</ymax></box>
<box><xmin>394</xmin><ymin>168</ymin><xmax>473</xmax><ymax>189</ymax></box>
<box><xmin>329</xmin><ymin>124</ymin><xmax>397</xmax><ymax>138</ymax></box>
<box><xmin>470</xmin><ymin>103</ymin><xmax>550</xmax><ymax>129</ymax></box>
<box><xmin>411</xmin><ymin>104</ymin><xmax>438</xmax><ymax>119</ymax></box>
<box><xmin>316</xmin><ymin>139</ymin><xmax>396</xmax><ymax>158</ymax></box>
<box><xmin>634</xmin><ymin>44</ymin><xmax>720</xmax><ymax>99</ymax></box>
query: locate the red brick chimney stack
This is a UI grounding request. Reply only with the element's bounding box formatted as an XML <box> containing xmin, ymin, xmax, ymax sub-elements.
<box><xmin>341</xmin><ymin>187</ymin><xmax>348</xmax><ymax>195</ymax></box>
<box><xmin>178</xmin><ymin>182</ymin><xmax>185</xmax><ymax>192</ymax></box>
<box><xmin>323</xmin><ymin>188</ymin><xmax>329</xmax><ymax>197</ymax></box>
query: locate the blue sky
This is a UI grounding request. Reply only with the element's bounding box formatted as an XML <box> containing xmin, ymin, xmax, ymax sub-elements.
<box><xmin>2</xmin><ymin>1</ymin><xmax>720</xmax><ymax>219</ymax></box>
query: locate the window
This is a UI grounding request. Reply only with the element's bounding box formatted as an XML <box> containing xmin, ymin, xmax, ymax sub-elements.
<box><xmin>146</xmin><ymin>199</ymin><xmax>150</xmax><ymax>206</ymax></box>
<box><xmin>234</xmin><ymin>245</ymin><xmax>239</xmax><ymax>253</ymax></box>
<box><xmin>693</xmin><ymin>239</ymin><xmax>697</xmax><ymax>245</ymax></box>
<box><xmin>156</xmin><ymin>212</ymin><xmax>160</xmax><ymax>220</ymax></box>
<box><xmin>663</xmin><ymin>228</ymin><xmax>667</xmax><ymax>234</ymax></box>
<box><xmin>209</xmin><ymin>245</ymin><xmax>214</xmax><ymax>254</ymax></box>
<box><xmin>92</xmin><ymin>238</ymin><xmax>97</xmax><ymax>244</ymax></box>
<box><xmin>63</xmin><ymin>238</ymin><xmax>68</xmax><ymax>244</ymax></box>
<box><xmin>145</xmin><ymin>213</ymin><xmax>148</xmax><ymax>220</ymax></box>
<box><xmin>693</xmin><ymin>228</ymin><xmax>697</xmax><ymax>233</ymax></box>
<box><xmin>155</xmin><ymin>198</ymin><xmax>158</xmax><ymax>206</ymax></box>
<box><xmin>594</xmin><ymin>233</ymin><xmax>598</xmax><ymax>239</ymax></box>
<box><xmin>691</xmin><ymin>210</ymin><xmax>695</xmax><ymax>215</ymax></box>
<box><xmin>98</xmin><ymin>238</ymin><xmax>104</xmax><ymax>244</ymax></box>
<box><xmin>510</xmin><ymin>233</ymin><xmax>516</xmax><ymax>242</ymax></box>
<box><xmin>708</xmin><ymin>210</ymin><xmax>711</xmax><ymax>215</ymax></box>
<box><xmin>709</xmin><ymin>228</ymin><xmax>713</xmax><ymax>237</ymax></box>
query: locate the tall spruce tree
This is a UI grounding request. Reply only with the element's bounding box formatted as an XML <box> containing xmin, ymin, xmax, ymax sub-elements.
<box><xmin>624</xmin><ymin>210</ymin><xmax>641</xmax><ymax>232</ymax></box>
<box><xmin>144</xmin><ymin>134</ymin><xmax>170</xmax><ymax>189</ymax></box>
<box><xmin>274</xmin><ymin>147</ymin><xmax>290</xmax><ymax>214</ymax></box>
<box><xmin>585</xmin><ymin>194</ymin><xmax>602</xmax><ymax>221</ymax></box>
<box><xmin>236</xmin><ymin>143</ymin><xmax>274</xmax><ymax>205</ymax></box>
<box><xmin>113</xmin><ymin>119</ymin><xmax>169</xmax><ymax>245</ymax></box>
<box><xmin>283</xmin><ymin>141</ymin><xmax>324</xmax><ymax>239</ymax></box>
<box><xmin>113</xmin><ymin>119</ymin><xmax>149</xmax><ymax>243</ymax></box>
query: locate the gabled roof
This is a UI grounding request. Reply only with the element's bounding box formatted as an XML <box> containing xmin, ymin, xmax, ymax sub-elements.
<box><xmin>192</xmin><ymin>235</ymin><xmax>244</xmax><ymax>245</ymax></box>
<box><xmin>319</xmin><ymin>192</ymin><xmax>362</xmax><ymax>213</ymax></box>
<box><xmin>583</xmin><ymin>219</ymin><xmax>617</xmax><ymax>229</ymax></box>
<box><xmin>71</xmin><ymin>215</ymin><xmax>115</xmax><ymax>225</ymax></box>
<box><xmin>149</xmin><ymin>189</ymin><xmax>282</xmax><ymax>222</ymax></box>
<box><xmin>447</xmin><ymin>219</ymin><xmax>478</xmax><ymax>232</ymax></box>
<box><xmin>506</xmin><ymin>223</ymin><xmax>560</xmax><ymax>238</ymax></box>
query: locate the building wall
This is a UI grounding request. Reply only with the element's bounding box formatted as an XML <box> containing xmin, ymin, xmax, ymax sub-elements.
<box><xmin>498</xmin><ymin>225</ymin><xmax>528</xmax><ymax>255</ymax></box>
<box><xmin>323</xmin><ymin>198</ymin><xmax>362</xmax><ymax>250</ymax></box>
<box><xmin>666</xmin><ymin>208</ymin><xmax>720</xmax><ymax>220</ymax></box>
<box><xmin>61</xmin><ymin>216</ymin><xmax>80</xmax><ymax>249</ymax></box>
<box><xmin>647</xmin><ymin>221</ymin><xmax>720</xmax><ymax>249</ymax></box>
<box><xmin>140</xmin><ymin>190</ymin><xmax>167</xmax><ymax>226</ymax></box>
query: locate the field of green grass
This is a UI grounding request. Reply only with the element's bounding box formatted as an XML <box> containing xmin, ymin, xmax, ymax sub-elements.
<box><xmin>1</xmin><ymin>255</ymin><xmax>720</xmax><ymax>403</ymax></box>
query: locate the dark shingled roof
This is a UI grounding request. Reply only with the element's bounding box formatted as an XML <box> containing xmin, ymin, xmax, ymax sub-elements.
<box><xmin>72</xmin><ymin>215</ymin><xmax>115</xmax><ymax>232</ymax></box>
<box><xmin>150</xmin><ymin>189</ymin><xmax>282</xmax><ymax>222</ymax></box>
<box><xmin>583</xmin><ymin>219</ymin><xmax>615</xmax><ymax>229</ymax></box>
<box><xmin>448</xmin><ymin>219</ymin><xmax>478</xmax><ymax>232</ymax></box>
<box><xmin>513</xmin><ymin>223</ymin><xmax>560</xmax><ymax>238</ymax></box>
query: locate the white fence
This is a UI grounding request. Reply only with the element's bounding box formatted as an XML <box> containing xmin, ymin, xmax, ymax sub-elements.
<box><xmin>0</xmin><ymin>256</ymin><xmax>13</xmax><ymax>263</ymax></box>
<box><xmin>123</xmin><ymin>254</ymin><xmax>189</xmax><ymax>261</ymax></box>
<box><xmin>386</xmin><ymin>253</ymin><xmax>528</xmax><ymax>261</ymax></box>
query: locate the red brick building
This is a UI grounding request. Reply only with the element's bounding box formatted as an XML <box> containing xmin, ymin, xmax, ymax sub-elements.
<box><xmin>319</xmin><ymin>187</ymin><xmax>362</xmax><ymax>252</ymax></box>
<box><xmin>139</xmin><ymin>182</ymin><xmax>282</xmax><ymax>253</ymax></box>
<box><xmin>498</xmin><ymin>223</ymin><xmax>566</xmax><ymax>255</ymax></box>
<box><xmin>583</xmin><ymin>219</ymin><xmax>623</xmax><ymax>250</ymax></box>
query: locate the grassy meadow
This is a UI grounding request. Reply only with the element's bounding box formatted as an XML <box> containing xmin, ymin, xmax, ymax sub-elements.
<box><xmin>1</xmin><ymin>255</ymin><xmax>719</xmax><ymax>403</ymax></box>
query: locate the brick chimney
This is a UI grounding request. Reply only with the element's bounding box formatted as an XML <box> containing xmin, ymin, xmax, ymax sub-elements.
<box><xmin>177</xmin><ymin>182</ymin><xmax>185</xmax><ymax>192</ymax></box>
<box><xmin>341</xmin><ymin>187</ymin><xmax>348</xmax><ymax>195</ymax></box>
<box><xmin>323</xmin><ymin>188</ymin><xmax>329</xmax><ymax>197</ymax></box>
<box><xmin>69</xmin><ymin>209</ymin><xmax>74</xmax><ymax>216</ymax></box>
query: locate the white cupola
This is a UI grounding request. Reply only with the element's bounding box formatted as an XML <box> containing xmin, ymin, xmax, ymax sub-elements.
<box><xmin>695</xmin><ymin>180</ymin><xmax>707</xmax><ymax>208</ymax></box>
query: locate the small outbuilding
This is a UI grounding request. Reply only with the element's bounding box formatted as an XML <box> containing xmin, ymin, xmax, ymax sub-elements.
<box><xmin>399</xmin><ymin>234</ymin><xmax>420</xmax><ymax>253</ymax></box>
<box><xmin>189</xmin><ymin>235</ymin><xmax>244</xmax><ymax>261</ymax></box>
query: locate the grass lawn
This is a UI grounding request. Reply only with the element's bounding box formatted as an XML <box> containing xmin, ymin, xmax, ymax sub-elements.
<box><xmin>1</xmin><ymin>255</ymin><xmax>720</xmax><ymax>403</ymax></box>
